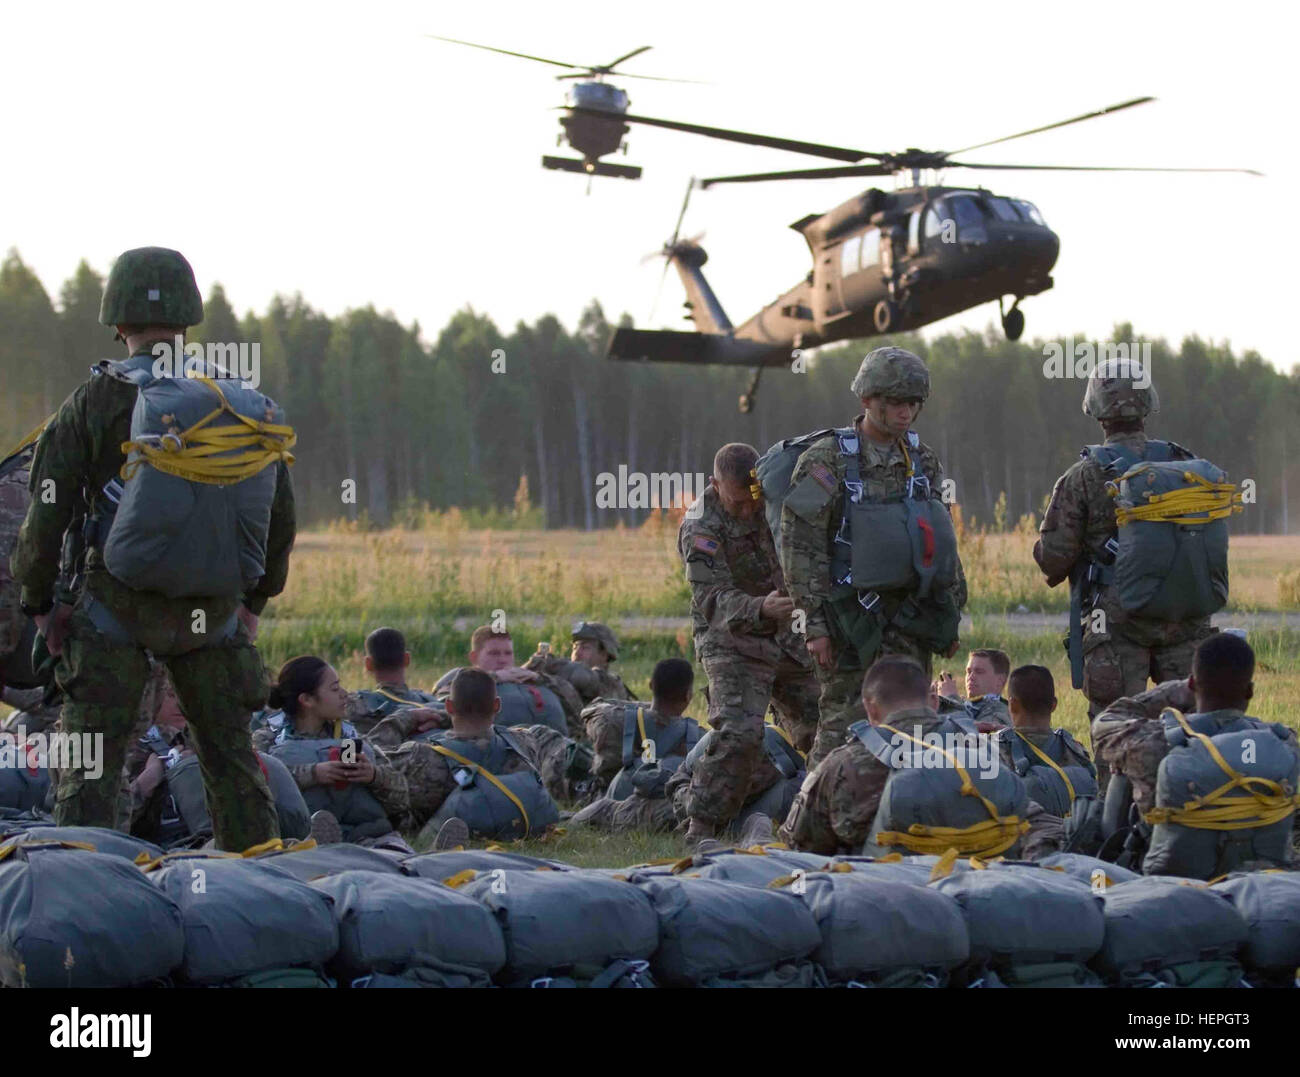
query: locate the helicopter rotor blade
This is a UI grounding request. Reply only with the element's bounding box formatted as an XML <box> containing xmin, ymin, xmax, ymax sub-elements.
<box><xmin>556</xmin><ymin>70</ymin><xmax>710</xmax><ymax>84</ymax></box>
<box><xmin>700</xmin><ymin>163</ymin><xmax>895</xmax><ymax>188</ymax></box>
<box><xmin>668</xmin><ymin>177</ymin><xmax>696</xmax><ymax>248</ymax></box>
<box><xmin>948</xmin><ymin>160</ymin><xmax>1264</xmax><ymax>176</ymax></box>
<box><xmin>566</xmin><ymin>107</ymin><xmax>875</xmax><ymax>162</ymax></box>
<box><xmin>948</xmin><ymin>96</ymin><xmax>1156</xmax><ymax>155</ymax></box>
<box><xmin>649</xmin><ymin>178</ymin><xmax>697</xmax><ymax>321</ymax></box>
<box><xmin>602</xmin><ymin>46</ymin><xmax>652</xmax><ymax>71</ymax></box>
<box><xmin>424</xmin><ymin>35</ymin><xmax>584</xmax><ymax>71</ymax></box>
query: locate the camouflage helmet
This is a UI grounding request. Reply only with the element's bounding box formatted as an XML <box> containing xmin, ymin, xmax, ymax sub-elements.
<box><xmin>1082</xmin><ymin>358</ymin><xmax>1159</xmax><ymax>422</ymax></box>
<box><xmin>99</xmin><ymin>247</ymin><xmax>203</xmax><ymax>328</ymax></box>
<box><xmin>571</xmin><ymin>620</ymin><xmax>619</xmax><ymax>661</ymax></box>
<box><xmin>850</xmin><ymin>346</ymin><xmax>930</xmax><ymax>402</ymax></box>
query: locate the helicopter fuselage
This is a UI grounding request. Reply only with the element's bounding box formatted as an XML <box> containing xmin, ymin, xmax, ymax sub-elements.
<box><xmin>559</xmin><ymin>82</ymin><xmax>630</xmax><ymax>163</ymax></box>
<box><xmin>728</xmin><ymin>185</ymin><xmax>1059</xmax><ymax>354</ymax></box>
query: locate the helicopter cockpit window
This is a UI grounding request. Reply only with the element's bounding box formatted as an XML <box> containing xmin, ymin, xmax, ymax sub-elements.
<box><xmin>950</xmin><ymin>196</ymin><xmax>986</xmax><ymax>234</ymax></box>
<box><xmin>923</xmin><ymin>206</ymin><xmax>945</xmax><ymax>240</ymax></box>
<box><xmin>986</xmin><ymin>197</ymin><xmax>1022</xmax><ymax>222</ymax></box>
<box><xmin>1014</xmin><ymin>200</ymin><xmax>1046</xmax><ymax>226</ymax></box>
<box><xmin>859</xmin><ymin>227</ymin><xmax>880</xmax><ymax>268</ymax></box>
<box><xmin>841</xmin><ymin>234</ymin><xmax>862</xmax><ymax>277</ymax></box>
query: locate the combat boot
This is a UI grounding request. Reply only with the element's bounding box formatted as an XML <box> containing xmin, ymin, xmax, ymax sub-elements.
<box><xmin>309</xmin><ymin>810</ymin><xmax>342</xmax><ymax>846</ymax></box>
<box><xmin>736</xmin><ymin>812</ymin><xmax>775</xmax><ymax>848</ymax></box>
<box><xmin>685</xmin><ymin>819</ymin><xmax>724</xmax><ymax>856</ymax></box>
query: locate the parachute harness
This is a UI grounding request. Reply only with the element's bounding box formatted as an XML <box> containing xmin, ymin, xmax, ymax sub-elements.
<box><xmin>120</xmin><ymin>375</ymin><xmax>296</xmax><ymax>486</ymax></box>
<box><xmin>1015</xmin><ymin>731</ymin><xmax>1077</xmax><ymax>815</ymax></box>
<box><xmin>872</xmin><ymin>723</ymin><xmax>1029</xmax><ymax>858</ymax></box>
<box><xmin>429</xmin><ymin>743</ymin><xmax>532</xmax><ymax>838</ymax></box>
<box><xmin>1143</xmin><ymin>709</ymin><xmax>1300</xmax><ymax>831</ymax></box>
<box><xmin>1110</xmin><ymin>464</ymin><xmax>1243</xmax><ymax>527</ymax></box>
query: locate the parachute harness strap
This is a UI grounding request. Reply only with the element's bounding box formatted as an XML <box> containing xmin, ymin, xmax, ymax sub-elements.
<box><xmin>1112</xmin><ymin>465</ymin><xmax>1243</xmax><ymax>527</ymax></box>
<box><xmin>765</xmin><ymin>714</ymin><xmax>806</xmax><ymax>760</ymax></box>
<box><xmin>120</xmin><ymin>375</ymin><xmax>296</xmax><ymax>486</ymax></box>
<box><xmin>636</xmin><ymin>706</ymin><xmax>650</xmax><ymax>757</ymax></box>
<box><xmin>872</xmin><ymin>723</ymin><xmax>1028</xmax><ymax>857</ymax></box>
<box><xmin>431</xmin><ymin>743</ymin><xmax>531</xmax><ymax>837</ymax></box>
<box><xmin>1015</xmin><ymin>730</ymin><xmax>1076</xmax><ymax>814</ymax></box>
<box><xmin>1143</xmin><ymin>709</ymin><xmax>1300</xmax><ymax>831</ymax></box>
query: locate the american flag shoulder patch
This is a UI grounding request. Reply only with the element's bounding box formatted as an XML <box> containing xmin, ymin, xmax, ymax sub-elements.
<box><xmin>809</xmin><ymin>464</ymin><xmax>837</xmax><ymax>494</ymax></box>
<box><xmin>693</xmin><ymin>535</ymin><xmax>720</xmax><ymax>555</ymax></box>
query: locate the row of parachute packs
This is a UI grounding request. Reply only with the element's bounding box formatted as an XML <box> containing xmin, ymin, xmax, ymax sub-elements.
<box><xmin>0</xmin><ymin>821</ymin><xmax>1297</xmax><ymax>989</ymax></box>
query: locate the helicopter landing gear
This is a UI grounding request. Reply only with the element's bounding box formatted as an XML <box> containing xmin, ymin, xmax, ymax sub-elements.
<box><xmin>1000</xmin><ymin>298</ymin><xmax>1025</xmax><ymax>341</ymax></box>
<box><xmin>739</xmin><ymin>365</ymin><xmax>764</xmax><ymax>413</ymax></box>
<box><xmin>873</xmin><ymin>299</ymin><xmax>901</xmax><ymax>334</ymax></box>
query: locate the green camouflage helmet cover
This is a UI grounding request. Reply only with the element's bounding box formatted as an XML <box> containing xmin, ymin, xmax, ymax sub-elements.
<box><xmin>1082</xmin><ymin>357</ymin><xmax>1159</xmax><ymax>422</ymax></box>
<box><xmin>571</xmin><ymin>620</ymin><xmax>618</xmax><ymax>661</ymax></box>
<box><xmin>99</xmin><ymin>247</ymin><xmax>204</xmax><ymax>328</ymax></box>
<box><xmin>851</xmin><ymin>346</ymin><xmax>930</xmax><ymax>401</ymax></box>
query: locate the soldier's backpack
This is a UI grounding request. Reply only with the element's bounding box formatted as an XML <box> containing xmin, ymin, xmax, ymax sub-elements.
<box><xmin>92</xmin><ymin>353</ymin><xmax>295</xmax><ymax>599</ymax></box>
<box><xmin>457</xmin><ymin>869</ymin><xmax>661</xmax><ymax>987</ymax></box>
<box><xmin>1084</xmin><ymin>439</ymin><xmax>1239</xmax><ymax>622</ymax></box>
<box><xmin>267</xmin><ymin>733</ymin><xmax>395</xmax><ymax>843</ymax></box>
<box><xmin>629</xmin><ymin>874</ymin><xmax>822</xmax><ymax>988</ymax></box>
<box><xmin>151</xmin><ymin>858</ymin><xmax>338</xmax><ymax>986</ymax></box>
<box><xmin>0</xmin><ymin>825</ymin><xmax>163</xmax><ymax>863</ymax></box>
<box><xmin>602</xmin><ymin>702</ymin><xmax>702</xmax><ymax>801</ymax></box>
<box><xmin>931</xmin><ymin>866</ymin><xmax>1107</xmax><ymax>987</ymax></box>
<box><xmin>1143</xmin><ymin>708</ymin><xmax>1299</xmax><ymax>879</ymax></box>
<box><xmin>1000</xmin><ymin>728</ymin><xmax>1102</xmax><ymax>853</ymax></box>
<box><xmin>1092</xmin><ymin>877</ymin><xmax>1249</xmax><ymax>987</ymax></box>
<box><xmin>156</xmin><ymin>751</ymin><xmax>311</xmax><ymax>847</ymax></box>
<box><xmin>853</xmin><ymin>717</ymin><xmax>1030</xmax><ymax>860</ymax></box>
<box><xmin>1212</xmin><ymin>872</ymin><xmax>1300</xmax><ymax>987</ymax></box>
<box><xmin>311</xmin><ymin>870</ymin><xmax>506</xmax><ymax>984</ymax></box>
<box><xmin>793</xmin><ymin>870</ymin><xmax>970</xmax><ymax>987</ymax></box>
<box><xmin>754</xmin><ymin>427</ymin><xmax>841</xmax><ymax>544</ymax></box>
<box><xmin>0</xmin><ymin>843</ymin><xmax>185</xmax><ymax>987</ymax></box>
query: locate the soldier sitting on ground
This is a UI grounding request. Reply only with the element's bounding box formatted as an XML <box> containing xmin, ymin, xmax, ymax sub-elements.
<box><xmin>435</xmin><ymin>625</ymin><xmax>579</xmax><ymax>738</ymax></box>
<box><xmin>570</xmin><ymin>658</ymin><xmax>701</xmax><ymax>833</ymax></box>
<box><xmin>384</xmin><ymin>668</ymin><xmax>560</xmax><ymax>847</ymax></box>
<box><xmin>130</xmin><ymin>665</ymin><xmax>311</xmax><ymax>848</ymax></box>
<box><xmin>1092</xmin><ymin>632</ymin><xmax>1298</xmax><ymax>877</ymax></box>
<box><xmin>344</xmin><ymin>626</ymin><xmax>445</xmax><ymax>736</ymax></box>
<box><xmin>934</xmin><ymin>648</ymin><xmax>1011</xmax><ymax>730</ymax></box>
<box><xmin>262</xmin><ymin>656</ymin><xmax>412</xmax><ymax>852</ymax></box>
<box><xmin>992</xmin><ymin>665</ymin><xmax>1100</xmax><ymax>856</ymax></box>
<box><xmin>781</xmin><ymin>656</ymin><xmax>1046</xmax><ymax>858</ymax></box>
<box><xmin>526</xmin><ymin>620</ymin><xmax>634</xmax><ymax>705</ymax></box>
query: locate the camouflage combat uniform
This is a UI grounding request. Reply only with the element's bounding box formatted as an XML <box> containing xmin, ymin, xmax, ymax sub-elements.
<box><xmin>780</xmin><ymin>705</ymin><xmax>1054</xmax><ymax>857</ymax></box>
<box><xmin>667</xmin><ymin>724</ymin><xmax>804</xmax><ymax>834</ymax></box>
<box><xmin>1035</xmin><ymin>432</ymin><xmax>1210</xmax><ymax>725</ymax></box>
<box><xmin>10</xmin><ymin>344</ymin><xmax>295</xmax><ymax>851</ymax></box>
<box><xmin>346</xmin><ymin>681</ymin><xmax>442</xmax><ymax>737</ymax></box>
<box><xmin>434</xmin><ymin>665</ymin><xmax>585</xmax><ymax>740</ymax></box>
<box><xmin>781</xmin><ymin>421</ymin><xmax>966</xmax><ymax>768</ymax></box>
<box><xmin>526</xmin><ymin>651</ymin><xmax>632</xmax><ymax>705</ymax></box>
<box><xmin>678</xmin><ymin>483</ymin><xmax>820</xmax><ymax>831</ymax></box>
<box><xmin>938</xmin><ymin>693</ymin><xmax>1010</xmax><ymax>730</ymax></box>
<box><xmin>384</xmin><ymin>728</ymin><xmax>541</xmax><ymax>831</ymax></box>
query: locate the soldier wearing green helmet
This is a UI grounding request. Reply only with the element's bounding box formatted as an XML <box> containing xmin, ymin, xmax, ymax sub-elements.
<box><xmin>779</xmin><ymin>346</ymin><xmax>967</xmax><ymax>769</ymax></box>
<box><xmin>9</xmin><ymin>246</ymin><xmax>296</xmax><ymax>851</ymax></box>
<box><xmin>525</xmin><ymin>619</ymin><xmax>634</xmax><ymax>704</ymax></box>
<box><xmin>1034</xmin><ymin>358</ymin><xmax>1212</xmax><ymax>737</ymax></box>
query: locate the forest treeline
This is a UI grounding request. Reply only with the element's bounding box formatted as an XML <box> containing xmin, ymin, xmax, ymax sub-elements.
<box><xmin>1</xmin><ymin>249</ymin><xmax>1296</xmax><ymax>533</ymax></box>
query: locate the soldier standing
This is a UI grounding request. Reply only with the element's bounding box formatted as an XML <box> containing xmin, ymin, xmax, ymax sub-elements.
<box><xmin>1034</xmin><ymin>363</ymin><xmax>1212</xmax><ymax>726</ymax></box>
<box><xmin>10</xmin><ymin>247</ymin><xmax>295</xmax><ymax>851</ymax></box>
<box><xmin>678</xmin><ymin>442</ymin><xmax>820</xmax><ymax>846</ymax></box>
<box><xmin>781</xmin><ymin>347</ymin><xmax>966</xmax><ymax>769</ymax></box>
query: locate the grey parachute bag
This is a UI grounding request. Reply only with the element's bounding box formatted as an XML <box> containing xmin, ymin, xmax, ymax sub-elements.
<box><xmin>1109</xmin><ymin>456</ymin><xmax>1237</xmax><ymax>621</ymax></box>
<box><xmin>753</xmin><ymin>428</ymin><xmax>843</xmax><ymax>545</ymax></box>
<box><xmin>99</xmin><ymin>352</ymin><xmax>294</xmax><ymax>598</ymax></box>
<box><xmin>1212</xmin><ymin>872</ymin><xmax>1300</xmax><ymax>986</ymax></box>
<box><xmin>164</xmin><ymin>752</ymin><xmax>311</xmax><ymax>846</ymax></box>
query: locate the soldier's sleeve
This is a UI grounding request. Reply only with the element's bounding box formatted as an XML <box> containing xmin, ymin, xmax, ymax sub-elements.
<box><xmin>1091</xmin><ymin>679</ymin><xmax>1192</xmax><ymax>797</ymax></box>
<box><xmin>12</xmin><ymin>387</ymin><xmax>93</xmax><ymax>610</ymax></box>
<box><xmin>1033</xmin><ymin>465</ymin><xmax>1088</xmax><ymax>587</ymax></box>
<box><xmin>390</xmin><ymin>741</ymin><xmax>456</xmax><ymax>827</ymax></box>
<box><xmin>680</xmin><ymin>518</ymin><xmax>767</xmax><ymax>635</ymax></box>
<box><xmin>244</xmin><ymin>460</ymin><xmax>295</xmax><ymax>615</ymax></box>
<box><xmin>779</xmin><ymin>452</ymin><xmax>840</xmax><ymax>640</ymax></box>
<box><xmin>551</xmin><ymin>658</ymin><xmax>601</xmax><ymax>699</ymax></box>
<box><xmin>780</xmin><ymin>743</ymin><xmax>886</xmax><ymax>854</ymax></box>
<box><xmin>1019</xmin><ymin>800</ymin><xmax>1066</xmax><ymax>860</ymax></box>
<box><xmin>364</xmin><ymin>739</ymin><xmax>410</xmax><ymax>822</ymax></box>
<box><xmin>366</xmin><ymin>709</ymin><xmax>422</xmax><ymax>752</ymax></box>
<box><xmin>585</xmin><ymin>709</ymin><xmax>625</xmax><ymax>788</ymax></box>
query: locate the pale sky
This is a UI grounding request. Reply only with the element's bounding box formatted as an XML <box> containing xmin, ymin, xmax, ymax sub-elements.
<box><xmin>2</xmin><ymin>0</ymin><xmax>1292</xmax><ymax>369</ymax></box>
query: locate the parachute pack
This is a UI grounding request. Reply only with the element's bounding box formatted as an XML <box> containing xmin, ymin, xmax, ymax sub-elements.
<box><xmin>93</xmin><ymin>353</ymin><xmax>295</xmax><ymax>599</ymax></box>
<box><xmin>605</xmin><ymin>703</ymin><xmax>702</xmax><ymax>801</ymax></box>
<box><xmin>421</xmin><ymin>729</ymin><xmax>560</xmax><ymax>840</ymax></box>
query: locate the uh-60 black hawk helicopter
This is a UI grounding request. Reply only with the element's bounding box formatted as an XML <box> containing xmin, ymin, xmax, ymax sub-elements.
<box><xmin>604</xmin><ymin>97</ymin><xmax>1261</xmax><ymax>411</ymax></box>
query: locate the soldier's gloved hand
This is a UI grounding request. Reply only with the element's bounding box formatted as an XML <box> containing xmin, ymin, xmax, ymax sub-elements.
<box><xmin>495</xmin><ymin>666</ymin><xmax>538</xmax><ymax>684</ymax></box>
<box><xmin>33</xmin><ymin>603</ymin><xmax>73</xmax><ymax>658</ymax></box>
<box><xmin>760</xmin><ymin>591</ymin><xmax>795</xmax><ymax>621</ymax></box>
<box><xmin>806</xmin><ymin>635</ymin><xmax>833</xmax><ymax>670</ymax></box>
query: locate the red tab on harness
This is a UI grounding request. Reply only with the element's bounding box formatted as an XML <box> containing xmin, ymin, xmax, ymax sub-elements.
<box><xmin>526</xmin><ymin>686</ymin><xmax>545</xmax><ymax>711</ymax></box>
<box><xmin>257</xmin><ymin>755</ymin><xmax>269</xmax><ymax>781</ymax></box>
<box><xmin>917</xmin><ymin>516</ymin><xmax>935</xmax><ymax>567</ymax></box>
